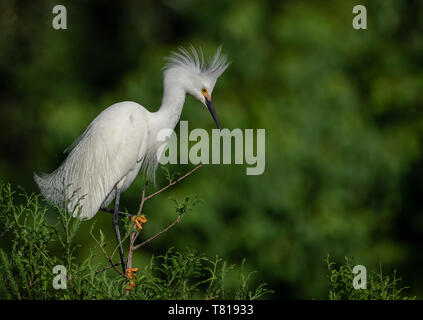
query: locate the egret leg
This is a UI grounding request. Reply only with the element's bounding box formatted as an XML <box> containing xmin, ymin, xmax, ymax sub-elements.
<box><xmin>101</xmin><ymin>207</ymin><xmax>134</xmax><ymax>218</ymax></box>
<box><xmin>112</xmin><ymin>189</ymin><xmax>127</xmax><ymax>273</ymax></box>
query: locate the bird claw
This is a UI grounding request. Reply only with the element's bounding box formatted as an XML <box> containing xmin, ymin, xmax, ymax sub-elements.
<box><xmin>125</xmin><ymin>282</ymin><xmax>135</xmax><ymax>291</ymax></box>
<box><xmin>131</xmin><ymin>215</ymin><xmax>147</xmax><ymax>230</ymax></box>
<box><xmin>125</xmin><ymin>267</ymin><xmax>138</xmax><ymax>279</ymax></box>
<box><xmin>125</xmin><ymin>267</ymin><xmax>138</xmax><ymax>291</ymax></box>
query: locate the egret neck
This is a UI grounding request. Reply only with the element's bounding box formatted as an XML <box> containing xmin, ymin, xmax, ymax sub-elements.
<box><xmin>154</xmin><ymin>84</ymin><xmax>186</xmax><ymax>131</ymax></box>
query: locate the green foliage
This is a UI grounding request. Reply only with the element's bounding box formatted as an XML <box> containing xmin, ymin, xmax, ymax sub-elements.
<box><xmin>326</xmin><ymin>256</ymin><xmax>415</xmax><ymax>300</ymax></box>
<box><xmin>0</xmin><ymin>181</ymin><xmax>272</xmax><ymax>300</ymax></box>
<box><xmin>161</xmin><ymin>166</ymin><xmax>179</xmax><ymax>185</ymax></box>
<box><xmin>127</xmin><ymin>249</ymin><xmax>273</xmax><ymax>300</ymax></box>
<box><xmin>170</xmin><ymin>196</ymin><xmax>202</xmax><ymax>216</ymax></box>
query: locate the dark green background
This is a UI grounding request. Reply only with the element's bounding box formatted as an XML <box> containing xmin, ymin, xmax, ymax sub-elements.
<box><xmin>1</xmin><ymin>0</ymin><xmax>422</xmax><ymax>299</ymax></box>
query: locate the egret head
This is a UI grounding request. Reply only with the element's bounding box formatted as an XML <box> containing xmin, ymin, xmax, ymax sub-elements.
<box><xmin>164</xmin><ymin>46</ymin><xmax>230</xmax><ymax>130</ymax></box>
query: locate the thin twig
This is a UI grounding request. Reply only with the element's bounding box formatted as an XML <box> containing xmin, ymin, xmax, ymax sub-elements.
<box><xmin>96</xmin><ymin>165</ymin><xmax>203</xmax><ymax>282</ymax></box>
<box><xmin>95</xmin><ymin>262</ymin><xmax>121</xmax><ymax>275</ymax></box>
<box><xmin>133</xmin><ymin>214</ymin><xmax>184</xmax><ymax>251</ymax></box>
<box><xmin>125</xmin><ymin>183</ymin><xmax>148</xmax><ymax>295</ymax></box>
<box><xmin>127</xmin><ymin>183</ymin><xmax>147</xmax><ymax>269</ymax></box>
<box><xmin>91</xmin><ymin>227</ymin><xmax>127</xmax><ymax>278</ymax></box>
<box><xmin>136</xmin><ymin>182</ymin><xmax>147</xmax><ymax>216</ymax></box>
<box><xmin>107</xmin><ymin>257</ymin><xmax>127</xmax><ymax>278</ymax></box>
<box><xmin>144</xmin><ymin>164</ymin><xmax>203</xmax><ymax>201</ymax></box>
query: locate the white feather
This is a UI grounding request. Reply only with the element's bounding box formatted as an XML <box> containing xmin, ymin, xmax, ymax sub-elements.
<box><xmin>34</xmin><ymin>46</ymin><xmax>229</xmax><ymax>220</ymax></box>
<box><xmin>35</xmin><ymin>102</ymin><xmax>148</xmax><ymax>219</ymax></box>
<box><xmin>164</xmin><ymin>45</ymin><xmax>230</xmax><ymax>80</ymax></box>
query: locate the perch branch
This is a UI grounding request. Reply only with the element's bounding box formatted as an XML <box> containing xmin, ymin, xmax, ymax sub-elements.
<box><xmin>144</xmin><ymin>164</ymin><xmax>203</xmax><ymax>201</ymax></box>
<box><xmin>133</xmin><ymin>213</ymin><xmax>184</xmax><ymax>251</ymax></box>
<box><xmin>136</xmin><ymin>182</ymin><xmax>147</xmax><ymax>215</ymax></box>
<box><xmin>95</xmin><ymin>262</ymin><xmax>121</xmax><ymax>275</ymax></box>
<box><xmin>95</xmin><ymin>164</ymin><xmax>203</xmax><ymax>282</ymax></box>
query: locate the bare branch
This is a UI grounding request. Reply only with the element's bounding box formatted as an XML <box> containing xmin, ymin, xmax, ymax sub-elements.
<box><xmin>95</xmin><ymin>262</ymin><xmax>121</xmax><ymax>275</ymax></box>
<box><xmin>144</xmin><ymin>164</ymin><xmax>203</xmax><ymax>201</ymax></box>
<box><xmin>107</xmin><ymin>257</ymin><xmax>127</xmax><ymax>278</ymax></box>
<box><xmin>97</xmin><ymin>165</ymin><xmax>203</xmax><ymax>288</ymax></box>
<box><xmin>133</xmin><ymin>214</ymin><xmax>184</xmax><ymax>251</ymax></box>
<box><xmin>93</xmin><ymin>257</ymin><xmax>126</xmax><ymax>277</ymax></box>
<box><xmin>136</xmin><ymin>182</ymin><xmax>147</xmax><ymax>216</ymax></box>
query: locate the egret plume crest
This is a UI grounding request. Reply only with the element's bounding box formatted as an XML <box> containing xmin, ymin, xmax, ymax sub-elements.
<box><xmin>164</xmin><ymin>45</ymin><xmax>230</xmax><ymax>80</ymax></box>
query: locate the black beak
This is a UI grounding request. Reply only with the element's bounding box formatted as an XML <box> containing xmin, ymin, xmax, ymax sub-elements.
<box><xmin>205</xmin><ymin>97</ymin><xmax>222</xmax><ymax>130</ymax></box>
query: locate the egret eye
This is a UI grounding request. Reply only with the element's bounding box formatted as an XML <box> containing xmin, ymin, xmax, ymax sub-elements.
<box><xmin>201</xmin><ymin>88</ymin><xmax>207</xmax><ymax>94</ymax></box>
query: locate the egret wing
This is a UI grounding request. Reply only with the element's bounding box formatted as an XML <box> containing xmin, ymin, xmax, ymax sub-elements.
<box><xmin>34</xmin><ymin>102</ymin><xmax>148</xmax><ymax>219</ymax></box>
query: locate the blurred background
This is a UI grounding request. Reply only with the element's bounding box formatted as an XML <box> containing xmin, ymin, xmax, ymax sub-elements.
<box><xmin>1</xmin><ymin>0</ymin><xmax>423</xmax><ymax>299</ymax></box>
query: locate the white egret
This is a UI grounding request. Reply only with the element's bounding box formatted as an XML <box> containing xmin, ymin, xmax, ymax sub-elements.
<box><xmin>34</xmin><ymin>46</ymin><xmax>229</xmax><ymax>274</ymax></box>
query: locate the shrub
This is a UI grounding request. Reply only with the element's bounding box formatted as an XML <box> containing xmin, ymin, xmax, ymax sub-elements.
<box><xmin>0</xmin><ymin>181</ymin><xmax>272</xmax><ymax>300</ymax></box>
<box><xmin>326</xmin><ymin>255</ymin><xmax>415</xmax><ymax>300</ymax></box>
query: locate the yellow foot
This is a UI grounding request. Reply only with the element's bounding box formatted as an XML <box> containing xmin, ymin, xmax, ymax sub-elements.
<box><xmin>125</xmin><ymin>281</ymin><xmax>135</xmax><ymax>291</ymax></box>
<box><xmin>131</xmin><ymin>215</ymin><xmax>147</xmax><ymax>230</ymax></box>
<box><xmin>125</xmin><ymin>267</ymin><xmax>138</xmax><ymax>291</ymax></box>
<box><xmin>125</xmin><ymin>267</ymin><xmax>138</xmax><ymax>280</ymax></box>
